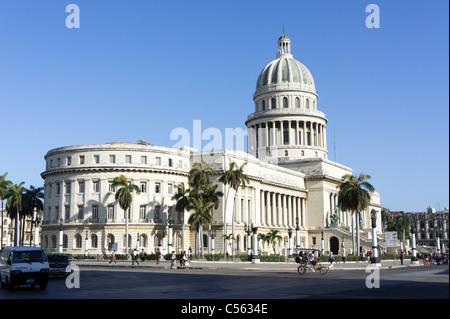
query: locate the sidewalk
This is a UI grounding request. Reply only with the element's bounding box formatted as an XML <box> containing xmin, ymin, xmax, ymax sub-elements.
<box><xmin>73</xmin><ymin>258</ymin><xmax>428</xmax><ymax>272</ymax></box>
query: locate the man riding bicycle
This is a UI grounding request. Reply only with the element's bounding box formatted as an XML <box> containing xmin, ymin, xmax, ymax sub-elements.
<box><xmin>308</xmin><ymin>252</ymin><xmax>317</xmax><ymax>272</ymax></box>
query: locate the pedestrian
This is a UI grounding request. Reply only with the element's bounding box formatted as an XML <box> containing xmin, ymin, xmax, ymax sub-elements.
<box><xmin>109</xmin><ymin>250</ymin><xmax>117</xmax><ymax>264</ymax></box>
<box><xmin>328</xmin><ymin>251</ymin><xmax>336</xmax><ymax>270</ymax></box>
<box><xmin>156</xmin><ymin>248</ymin><xmax>161</xmax><ymax>265</ymax></box>
<box><xmin>180</xmin><ymin>251</ymin><xmax>187</xmax><ymax>269</ymax></box>
<box><xmin>171</xmin><ymin>251</ymin><xmax>177</xmax><ymax>269</ymax></box>
<box><xmin>342</xmin><ymin>251</ymin><xmax>346</xmax><ymax>264</ymax></box>
<box><xmin>400</xmin><ymin>251</ymin><xmax>404</xmax><ymax>265</ymax></box>
<box><xmin>132</xmin><ymin>249</ymin><xmax>140</xmax><ymax>266</ymax></box>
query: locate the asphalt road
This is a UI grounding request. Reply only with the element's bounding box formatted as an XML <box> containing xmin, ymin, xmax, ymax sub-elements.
<box><xmin>1</xmin><ymin>264</ymin><xmax>448</xmax><ymax>300</ymax></box>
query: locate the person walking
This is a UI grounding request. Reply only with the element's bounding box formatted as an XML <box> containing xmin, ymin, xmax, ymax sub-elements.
<box><xmin>400</xmin><ymin>251</ymin><xmax>404</xmax><ymax>265</ymax></box>
<box><xmin>132</xmin><ymin>249</ymin><xmax>140</xmax><ymax>266</ymax></box>
<box><xmin>342</xmin><ymin>251</ymin><xmax>346</xmax><ymax>264</ymax></box>
<box><xmin>328</xmin><ymin>251</ymin><xmax>336</xmax><ymax>270</ymax></box>
<box><xmin>180</xmin><ymin>251</ymin><xmax>187</xmax><ymax>269</ymax></box>
<box><xmin>109</xmin><ymin>250</ymin><xmax>117</xmax><ymax>265</ymax></box>
<box><xmin>156</xmin><ymin>248</ymin><xmax>161</xmax><ymax>265</ymax></box>
<box><xmin>171</xmin><ymin>251</ymin><xmax>177</xmax><ymax>269</ymax></box>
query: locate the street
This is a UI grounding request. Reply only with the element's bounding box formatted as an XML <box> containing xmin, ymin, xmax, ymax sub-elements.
<box><xmin>0</xmin><ymin>263</ymin><xmax>448</xmax><ymax>300</ymax></box>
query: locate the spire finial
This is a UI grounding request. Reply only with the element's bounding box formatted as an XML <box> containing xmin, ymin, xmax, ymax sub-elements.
<box><xmin>283</xmin><ymin>23</ymin><xmax>285</xmax><ymax>35</ymax></box>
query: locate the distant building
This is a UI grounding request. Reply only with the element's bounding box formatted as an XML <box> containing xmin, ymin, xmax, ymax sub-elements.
<box><xmin>411</xmin><ymin>206</ymin><xmax>449</xmax><ymax>252</ymax></box>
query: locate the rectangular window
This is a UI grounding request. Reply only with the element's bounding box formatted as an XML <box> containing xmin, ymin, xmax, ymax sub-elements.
<box><xmin>155</xmin><ymin>157</ymin><xmax>161</xmax><ymax>165</ymax></box>
<box><xmin>77</xmin><ymin>206</ymin><xmax>84</xmax><ymax>220</ymax></box>
<box><xmin>283</xmin><ymin>131</ymin><xmax>289</xmax><ymax>145</ymax></box>
<box><xmin>155</xmin><ymin>182</ymin><xmax>161</xmax><ymax>194</ymax></box>
<box><xmin>109</xmin><ymin>155</ymin><xmax>116</xmax><ymax>164</ymax></box>
<box><xmin>48</xmin><ymin>184</ymin><xmax>52</xmax><ymax>196</ymax></box>
<box><xmin>94</xmin><ymin>155</ymin><xmax>100</xmax><ymax>164</ymax></box>
<box><xmin>78</xmin><ymin>181</ymin><xmax>85</xmax><ymax>193</ymax></box>
<box><xmin>168</xmin><ymin>158</ymin><xmax>173</xmax><ymax>167</ymax></box>
<box><xmin>107</xmin><ymin>205</ymin><xmax>115</xmax><ymax>220</ymax></box>
<box><xmin>125</xmin><ymin>155</ymin><xmax>132</xmax><ymax>164</ymax></box>
<box><xmin>79</xmin><ymin>155</ymin><xmax>85</xmax><ymax>164</ymax></box>
<box><xmin>312</xmin><ymin>237</ymin><xmax>316</xmax><ymax>245</ymax></box>
<box><xmin>140</xmin><ymin>182</ymin><xmax>147</xmax><ymax>193</ymax></box>
<box><xmin>93</xmin><ymin>181</ymin><xmax>99</xmax><ymax>193</ymax></box>
<box><xmin>108</xmin><ymin>181</ymin><xmax>115</xmax><ymax>192</ymax></box>
<box><xmin>139</xmin><ymin>205</ymin><xmax>146</xmax><ymax>219</ymax></box>
<box><xmin>92</xmin><ymin>205</ymin><xmax>99</xmax><ymax>220</ymax></box>
<box><xmin>141</xmin><ymin>156</ymin><xmax>147</xmax><ymax>164</ymax></box>
<box><xmin>66</xmin><ymin>156</ymin><xmax>72</xmax><ymax>166</ymax></box>
<box><xmin>65</xmin><ymin>182</ymin><xmax>71</xmax><ymax>194</ymax></box>
<box><xmin>65</xmin><ymin>206</ymin><xmax>70</xmax><ymax>221</ymax></box>
<box><xmin>167</xmin><ymin>183</ymin><xmax>173</xmax><ymax>194</ymax></box>
<box><xmin>178</xmin><ymin>160</ymin><xmax>183</xmax><ymax>169</ymax></box>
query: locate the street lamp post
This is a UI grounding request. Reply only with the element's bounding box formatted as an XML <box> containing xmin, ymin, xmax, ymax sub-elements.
<box><xmin>321</xmin><ymin>231</ymin><xmax>324</xmax><ymax>254</ymax></box>
<box><xmin>295</xmin><ymin>217</ymin><xmax>300</xmax><ymax>254</ymax></box>
<box><xmin>288</xmin><ymin>228</ymin><xmax>293</xmax><ymax>258</ymax></box>
<box><xmin>410</xmin><ymin>221</ymin><xmax>419</xmax><ymax>264</ymax></box>
<box><xmin>245</xmin><ymin>224</ymin><xmax>252</xmax><ymax>256</ymax></box>
<box><xmin>209</xmin><ymin>229</ymin><xmax>217</xmax><ymax>255</ymax></box>
<box><xmin>168</xmin><ymin>212</ymin><xmax>173</xmax><ymax>254</ymax></box>
<box><xmin>84</xmin><ymin>230</ymin><xmax>89</xmax><ymax>257</ymax></box>
<box><xmin>162</xmin><ymin>230</ymin><xmax>167</xmax><ymax>256</ymax></box>
<box><xmin>370</xmin><ymin>209</ymin><xmax>381</xmax><ymax>265</ymax></box>
<box><xmin>251</xmin><ymin>225</ymin><xmax>259</xmax><ymax>264</ymax></box>
<box><xmin>59</xmin><ymin>219</ymin><xmax>63</xmax><ymax>254</ymax></box>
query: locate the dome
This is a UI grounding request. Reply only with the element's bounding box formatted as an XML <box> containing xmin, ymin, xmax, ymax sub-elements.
<box><xmin>254</xmin><ymin>34</ymin><xmax>316</xmax><ymax>96</ymax></box>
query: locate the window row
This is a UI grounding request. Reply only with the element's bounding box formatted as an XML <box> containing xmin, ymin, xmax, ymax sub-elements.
<box><xmin>45</xmin><ymin>204</ymin><xmax>183</xmax><ymax>224</ymax></box>
<box><xmin>47</xmin><ymin>154</ymin><xmax>185</xmax><ymax>170</ymax></box>
<box><xmin>256</xmin><ymin>96</ymin><xmax>316</xmax><ymax>112</ymax></box>
<box><xmin>46</xmin><ymin>180</ymin><xmax>176</xmax><ymax>196</ymax></box>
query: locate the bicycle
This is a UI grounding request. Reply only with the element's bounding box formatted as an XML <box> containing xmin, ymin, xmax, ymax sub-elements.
<box><xmin>297</xmin><ymin>261</ymin><xmax>328</xmax><ymax>275</ymax></box>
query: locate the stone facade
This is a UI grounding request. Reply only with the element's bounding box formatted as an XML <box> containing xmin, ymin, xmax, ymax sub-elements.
<box><xmin>39</xmin><ymin>34</ymin><xmax>383</xmax><ymax>257</ymax></box>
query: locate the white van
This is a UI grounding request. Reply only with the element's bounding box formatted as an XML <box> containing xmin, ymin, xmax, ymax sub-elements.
<box><xmin>0</xmin><ymin>246</ymin><xmax>50</xmax><ymax>290</ymax></box>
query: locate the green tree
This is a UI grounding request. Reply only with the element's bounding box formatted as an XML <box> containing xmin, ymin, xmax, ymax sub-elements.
<box><xmin>398</xmin><ymin>211</ymin><xmax>411</xmax><ymax>241</ymax></box>
<box><xmin>0</xmin><ymin>173</ymin><xmax>12</xmax><ymax>248</ymax></box>
<box><xmin>25</xmin><ymin>186</ymin><xmax>44</xmax><ymax>246</ymax></box>
<box><xmin>6</xmin><ymin>182</ymin><xmax>26</xmax><ymax>246</ymax></box>
<box><xmin>219</xmin><ymin>161</ymin><xmax>249</xmax><ymax>258</ymax></box>
<box><xmin>380</xmin><ymin>207</ymin><xmax>391</xmax><ymax>231</ymax></box>
<box><xmin>337</xmin><ymin>173</ymin><xmax>375</xmax><ymax>255</ymax></box>
<box><xmin>172</xmin><ymin>182</ymin><xmax>192</xmax><ymax>252</ymax></box>
<box><xmin>266</xmin><ymin>229</ymin><xmax>282</xmax><ymax>254</ymax></box>
<box><xmin>111</xmin><ymin>175</ymin><xmax>140</xmax><ymax>257</ymax></box>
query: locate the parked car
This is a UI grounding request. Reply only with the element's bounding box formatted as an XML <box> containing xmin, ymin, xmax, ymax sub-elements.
<box><xmin>47</xmin><ymin>254</ymin><xmax>71</xmax><ymax>277</ymax></box>
<box><xmin>0</xmin><ymin>246</ymin><xmax>50</xmax><ymax>290</ymax></box>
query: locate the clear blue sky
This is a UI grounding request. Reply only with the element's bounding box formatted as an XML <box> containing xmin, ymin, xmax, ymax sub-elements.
<box><xmin>0</xmin><ymin>0</ymin><xmax>448</xmax><ymax>213</ymax></box>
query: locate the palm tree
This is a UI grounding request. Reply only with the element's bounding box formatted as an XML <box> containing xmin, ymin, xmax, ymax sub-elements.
<box><xmin>398</xmin><ymin>211</ymin><xmax>411</xmax><ymax>242</ymax></box>
<box><xmin>266</xmin><ymin>229</ymin><xmax>282</xmax><ymax>254</ymax></box>
<box><xmin>0</xmin><ymin>173</ymin><xmax>12</xmax><ymax>248</ymax></box>
<box><xmin>380</xmin><ymin>207</ymin><xmax>391</xmax><ymax>231</ymax></box>
<box><xmin>111</xmin><ymin>175</ymin><xmax>140</xmax><ymax>258</ymax></box>
<box><xmin>219</xmin><ymin>161</ymin><xmax>250</xmax><ymax>258</ymax></box>
<box><xmin>257</xmin><ymin>233</ymin><xmax>270</xmax><ymax>254</ymax></box>
<box><xmin>223</xmin><ymin>233</ymin><xmax>235</xmax><ymax>256</ymax></box>
<box><xmin>6</xmin><ymin>182</ymin><xmax>26</xmax><ymax>246</ymax></box>
<box><xmin>172</xmin><ymin>182</ymin><xmax>192</xmax><ymax>252</ymax></box>
<box><xmin>203</xmin><ymin>183</ymin><xmax>223</xmax><ymax>254</ymax></box>
<box><xmin>188</xmin><ymin>196</ymin><xmax>215</xmax><ymax>259</ymax></box>
<box><xmin>25</xmin><ymin>186</ymin><xmax>44</xmax><ymax>246</ymax></box>
<box><xmin>337</xmin><ymin>173</ymin><xmax>375</xmax><ymax>256</ymax></box>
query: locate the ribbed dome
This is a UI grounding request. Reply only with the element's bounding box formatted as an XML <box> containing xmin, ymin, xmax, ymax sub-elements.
<box><xmin>255</xmin><ymin>57</ymin><xmax>316</xmax><ymax>95</ymax></box>
<box><xmin>254</xmin><ymin>34</ymin><xmax>316</xmax><ymax>96</ymax></box>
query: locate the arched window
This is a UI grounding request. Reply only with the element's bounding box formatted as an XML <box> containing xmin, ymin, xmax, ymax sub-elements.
<box><xmin>262</xmin><ymin>100</ymin><xmax>266</xmax><ymax>111</ymax></box>
<box><xmin>63</xmin><ymin>235</ymin><xmax>68</xmax><ymax>248</ymax></box>
<box><xmin>51</xmin><ymin>235</ymin><xmax>57</xmax><ymax>249</ymax></box>
<box><xmin>283</xmin><ymin>97</ymin><xmax>288</xmax><ymax>108</ymax></box>
<box><xmin>91</xmin><ymin>234</ymin><xmax>98</xmax><ymax>248</ymax></box>
<box><xmin>75</xmin><ymin>234</ymin><xmax>82</xmax><ymax>248</ymax></box>
<box><xmin>139</xmin><ymin>234</ymin><xmax>147</xmax><ymax>247</ymax></box>
<box><xmin>271</xmin><ymin>98</ymin><xmax>276</xmax><ymax>109</ymax></box>
<box><xmin>107</xmin><ymin>234</ymin><xmax>115</xmax><ymax>250</ymax></box>
<box><xmin>306</xmin><ymin>98</ymin><xmax>310</xmax><ymax>109</ymax></box>
<box><xmin>295</xmin><ymin>97</ymin><xmax>300</xmax><ymax>108</ymax></box>
<box><xmin>313</xmin><ymin>100</ymin><xmax>316</xmax><ymax>109</ymax></box>
<box><xmin>301</xmin><ymin>151</ymin><xmax>305</xmax><ymax>156</ymax></box>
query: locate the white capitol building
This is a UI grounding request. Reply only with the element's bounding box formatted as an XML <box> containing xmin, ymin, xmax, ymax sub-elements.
<box><xmin>40</xmin><ymin>33</ymin><xmax>382</xmax><ymax>257</ymax></box>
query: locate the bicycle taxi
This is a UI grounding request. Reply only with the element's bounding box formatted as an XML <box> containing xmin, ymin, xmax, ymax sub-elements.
<box><xmin>295</xmin><ymin>249</ymin><xmax>328</xmax><ymax>275</ymax></box>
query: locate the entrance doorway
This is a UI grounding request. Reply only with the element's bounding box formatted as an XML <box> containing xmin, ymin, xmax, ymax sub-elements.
<box><xmin>330</xmin><ymin>236</ymin><xmax>339</xmax><ymax>254</ymax></box>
